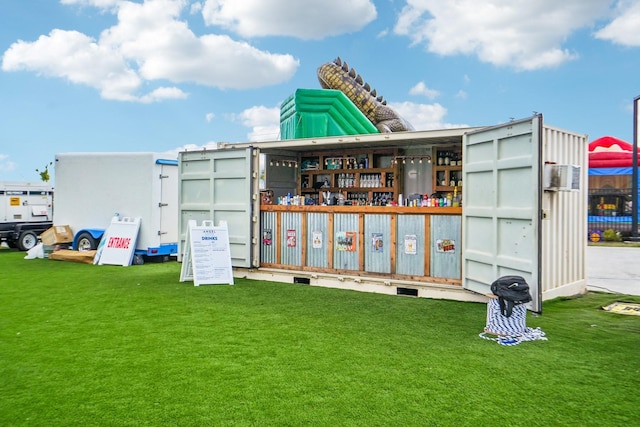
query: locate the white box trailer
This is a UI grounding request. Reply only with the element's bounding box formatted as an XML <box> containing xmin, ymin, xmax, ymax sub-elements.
<box><xmin>178</xmin><ymin>115</ymin><xmax>588</xmax><ymax>311</ymax></box>
<box><xmin>54</xmin><ymin>152</ymin><xmax>179</xmax><ymax>259</ymax></box>
<box><xmin>0</xmin><ymin>181</ymin><xmax>53</xmax><ymax>250</ymax></box>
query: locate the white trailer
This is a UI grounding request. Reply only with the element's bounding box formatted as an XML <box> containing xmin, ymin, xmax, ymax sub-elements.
<box><xmin>54</xmin><ymin>152</ymin><xmax>179</xmax><ymax>260</ymax></box>
<box><xmin>0</xmin><ymin>181</ymin><xmax>53</xmax><ymax>250</ymax></box>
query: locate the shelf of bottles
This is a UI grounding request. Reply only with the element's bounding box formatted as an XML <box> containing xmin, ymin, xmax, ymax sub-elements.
<box><xmin>297</xmin><ymin>150</ymin><xmax>399</xmax><ymax>205</ymax></box>
<box><xmin>433</xmin><ymin>146</ymin><xmax>462</xmax><ymax>193</ymax></box>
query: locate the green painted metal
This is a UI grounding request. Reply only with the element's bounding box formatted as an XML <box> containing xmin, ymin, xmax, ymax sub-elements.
<box><xmin>280</xmin><ymin>88</ymin><xmax>379</xmax><ymax>139</ymax></box>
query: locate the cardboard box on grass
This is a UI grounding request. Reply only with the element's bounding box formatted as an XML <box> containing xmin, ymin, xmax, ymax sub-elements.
<box><xmin>40</xmin><ymin>225</ymin><xmax>74</xmax><ymax>245</ymax></box>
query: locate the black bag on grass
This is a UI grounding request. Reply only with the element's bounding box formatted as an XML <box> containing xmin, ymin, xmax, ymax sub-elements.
<box><xmin>490</xmin><ymin>275</ymin><xmax>532</xmax><ymax>318</ymax></box>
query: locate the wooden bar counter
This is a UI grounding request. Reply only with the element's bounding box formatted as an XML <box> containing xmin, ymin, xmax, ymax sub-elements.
<box><xmin>259</xmin><ymin>205</ymin><xmax>462</xmax><ymax>285</ymax></box>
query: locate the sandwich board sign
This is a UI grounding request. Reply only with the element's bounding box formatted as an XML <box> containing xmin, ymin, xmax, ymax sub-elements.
<box><xmin>180</xmin><ymin>220</ymin><xmax>234</xmax><ymax>286</ymax></box>
<box><xmin>95</xmin><ymin>216</ymin><xmax>141</xmax><ymax>266</ymax></box>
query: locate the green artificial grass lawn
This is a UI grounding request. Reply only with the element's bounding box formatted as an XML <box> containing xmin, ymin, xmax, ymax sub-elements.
<box><xmin>1</xmin><ymin>249</ymin><xmax>639</xmax><ymax>426</ymax></box>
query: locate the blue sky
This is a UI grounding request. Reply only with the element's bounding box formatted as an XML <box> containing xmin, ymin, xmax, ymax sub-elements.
<box><xmin>1</xmin><ymin>0</ymin><xmax>639</xmax><ymax>184</ymax></box>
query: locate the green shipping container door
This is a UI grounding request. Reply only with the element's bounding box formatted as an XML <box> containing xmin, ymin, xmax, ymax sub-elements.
<box><xmin>280</xmin><ymin>89</ymin><xmax>379</xmax><ymax>140</ymax></box>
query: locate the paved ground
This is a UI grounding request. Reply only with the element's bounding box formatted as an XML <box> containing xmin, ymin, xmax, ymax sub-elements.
<box><xmin>587</xmin><ymin>245</ymin><xmax>640</xmax><ymax>296</ymax></box>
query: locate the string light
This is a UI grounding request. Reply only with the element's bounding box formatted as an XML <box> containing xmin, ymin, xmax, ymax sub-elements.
<box><xmin>393</xmin><ymin>155</ymin><xmax>431</xmax><ymax>165</ymax></box>
<box><xmin>269</xmin><ymin>158</ymin><xmax>298</xmax><ymax>168</ymax></box>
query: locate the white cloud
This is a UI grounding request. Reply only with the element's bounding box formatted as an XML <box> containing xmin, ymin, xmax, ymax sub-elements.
<box><xmin>201</xmin><ymin>0</ymin><xmax>377</xmax><ymax>39</ymax></box>
<box><xmin>455</xmin><ymin>90</ymin><xmax>467</xmax><ymax>99</ymax></box>
<box><xmin>60</xmin><ymin>0</ymin><xmax>121</xmax><ymax>8</ymax></box>
<box><xmin>190</xmin><ymin>1</ymin><xmax>203</xmax><ymax>15</ymax></box>
<box><xmin>595</xmin><ymin>1</ymin><xmax>640</xmax><ymax>46</ymax></box>
<box><xmin>2</xmin><ymin>29</ymin><xmax>143</xmax><ymax>101</ymax></box>
<box><xmin>409</xmin><ymin>81</ymin><xmax>439</xmax><ymax>99</ymax></box>
<box><xmin>139</xmin><ymin>87</ymin><xmax>189</xmax><ymax>103</ymax></box>
<box><xmin>394</xmin><ymin>0</ymin><xmax>613</xmax><ymax>70</ymax></box>
<box><xmin>2</xmin><ymin>0</ymin><xmax>299</xmax><ymax>102</ymax></box>
<box><xmin>205</xmin><ymin>112</ymin><xmax>215</xmax><ymax>122</ymax></box>
<box><xmin>234</xmin><ymin>105</ymin><xmax>281</xmax><ymax>142</ymax></box>
<box><xmin>389</xmin><ymin>101</ymin><xmax>466</xmax><ymax>130</ymax></box>
<box><xmin>0</xmin><ymin>154</ymin><xmax>17</xmax><ymax>174</ymax></box>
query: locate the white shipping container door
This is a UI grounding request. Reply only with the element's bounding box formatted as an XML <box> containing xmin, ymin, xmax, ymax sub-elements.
<box><xmin>462</xmin><ymin>115</ymin><xmax>542</xmax><ymax>312</ymax></box>
<box><xmin>179</xmin><ymin>147</ymin><xmax>260</xmax><ymax>268</ymax></box>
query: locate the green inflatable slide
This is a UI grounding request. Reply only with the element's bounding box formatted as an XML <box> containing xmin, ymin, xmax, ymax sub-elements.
<box><xmin>280</xmin><ymin>88</ymin><xmax>379</xmax><ymax>140</ymax></box>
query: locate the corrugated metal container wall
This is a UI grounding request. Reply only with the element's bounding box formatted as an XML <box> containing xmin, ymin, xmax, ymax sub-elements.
<box><xmin>396</xmin><ymin>215</ymin><xmax>425</xmax><ymax>276</ymax></box>
<box><xmin>430</xmin><ymin>215</ymin><xmax>462</xmax><ymax>279</ymax></box>
<box><xmin>260</xmin><ymin>211</ymin><xmax>277</xmax><ymax>264</ymax></box>
<box><xmin>333</xmin><ymin>213</ymin><xmax>359</xmax><ymax>270</ymax></box>
<box><xmin>281</xmin><ymin>212</ymin><xmax>303</xmax><ymax>266</ymax></box>
<box><xmin>541</xmin><ymin>125</ymin><xmax>588</xmax><ymax>298</ymax></box>
<box><xmin>306</xmin><ymin>213</ymin><xmax>329</xmax><ymax>268</ymax></box>
<box><xmin>364</xmin><ymin>214</ymin><xmax>392</xmax><ymax>273</ymax></box>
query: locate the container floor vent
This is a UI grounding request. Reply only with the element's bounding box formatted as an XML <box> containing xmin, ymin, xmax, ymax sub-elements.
<box><xmin>294</xmin><ymin>277</ymin><xmax>310</xmax><ymax>285</ymax></box>
<box><xmin>397</xmin><ymin>287</ymin><xmax>418</xmax><ymax>297</ymax></box>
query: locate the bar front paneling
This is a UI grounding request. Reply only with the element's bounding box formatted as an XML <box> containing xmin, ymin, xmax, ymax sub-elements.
<box><xmin>395</xmin><ymin>215</ymin><xmax>426</xmax><ymax>277</ymax></box>
<box><xmin>306</xmin><ymin>212</ymin><xmax>329</xmax><ymax>268</ymax></box>
<box><xmin>281</xmin><ymin>212</ymin><xmax>303</xmax><ymax>267</ymax></box>
<box><xmin>259</xmin><ymin>206</ymin><xmax>462</xmax><ymax>283</ymax></box>
<box><xmin>333</xmin><ymin>213</ymin><xmax>360</xmax><ymax>271</ymax></box>
<box><xmin>430</xmin><ymin>215</ymin><xmax>462</xmax><ymax>279</ymax></box>
<box><xmin>364</xmin><ymin>214</ymin><xmax>391</xmax><ymax>273</ymax></box>
<box><xmin>260</xmin><ymin>211</ymin><xmax>277</xmax><ymax>264</ymax></box>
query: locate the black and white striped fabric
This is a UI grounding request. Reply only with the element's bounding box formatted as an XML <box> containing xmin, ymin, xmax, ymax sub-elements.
<box><xmin>484</xmin><ymin>298</ymin><xmax>526</xmax><ymax>335</ymax></box>
<box><xmin>480</xmin><ymin>298</ymin><xmax>547</xmax><ymax>346</ymax></box>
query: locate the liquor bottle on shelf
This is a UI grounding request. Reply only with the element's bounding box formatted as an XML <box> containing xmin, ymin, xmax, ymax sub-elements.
<box><xmin>452</xmin><ymin>186</ymin><xmax>461</xmax><ymax>207</ymax></box>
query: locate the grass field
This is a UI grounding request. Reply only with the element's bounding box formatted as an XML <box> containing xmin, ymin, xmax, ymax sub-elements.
<box><xmin>1</xmin><ymin>249</ymin><xmax>639</xmax><ymax>426</ymax></box>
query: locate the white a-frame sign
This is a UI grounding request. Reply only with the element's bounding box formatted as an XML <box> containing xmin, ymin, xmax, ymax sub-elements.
<box><xmin>180</xmin><ymin>220</ymin><xmax>234</xmax><ymax>286</ymax></box>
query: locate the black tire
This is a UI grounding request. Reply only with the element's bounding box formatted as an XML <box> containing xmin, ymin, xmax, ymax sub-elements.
<box><xmin>6</xmin><ymin>240</ymin><xmax>18</xmax><ymax>249</ymax></box>
<box><xmin>77</xmin><ymin>232</ymin><xmax>98</xmax><ymax>251</ymax></box>
<box><xmin>17</xmin><ymin>231</ymin><xmax>38</xmax><ymax>251</ymax></box>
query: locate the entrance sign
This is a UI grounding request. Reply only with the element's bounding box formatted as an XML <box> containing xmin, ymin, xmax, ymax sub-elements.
<box><xmin>96</xmin><ymin>217</ymin><xmax>141</xmax><ymax>266</ymax></box>
<box><xmin>180</xmin><ymin>220</ymin><xmax>234</xmax><ymax>286</ymax></box>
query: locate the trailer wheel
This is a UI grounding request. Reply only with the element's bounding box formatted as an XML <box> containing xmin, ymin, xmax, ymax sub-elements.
<box><xmin>77</xmin><ymin>232</ymin><xmax>98</xmax><ymax>251</ymax></box>
<box><xmin>17</xmin><ymin>231</ymin><xmax>38</xmax><ymax>251</ymax></box>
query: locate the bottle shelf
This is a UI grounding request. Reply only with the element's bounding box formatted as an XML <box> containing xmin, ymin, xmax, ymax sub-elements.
<box><xmin>433</xmin><ymin>146</ymin><xmax>462</xmax><ymax>193</ymax></box>
<box><xmin>297</xmin><ymin>149</ymin><xmax>400</xmax><ymax>205</ymax></box>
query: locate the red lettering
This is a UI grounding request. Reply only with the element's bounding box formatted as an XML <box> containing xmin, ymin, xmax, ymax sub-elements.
<box><xmin>107</xmin><ymin>237</ymin><xmax>131</xmax><ymax>249</ymax></box>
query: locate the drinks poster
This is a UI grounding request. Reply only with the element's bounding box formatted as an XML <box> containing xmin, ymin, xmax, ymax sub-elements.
<box><xmin>336</xmin><ymin>231</ymin><xmax>356</xmax><ymax>252</ymax></box>
<box><xmin>404</xmin><ymin>234</ymin><xmax>417</xmax><ymax>255</ymax></box>
<box><xmin>436</xmin><ymin>239</ymin><xmax>456</xmax><ymax>253</ymax></box>
<box><xmin>371</xmin><ymin>233</ymin><xmax>384</xmax><ymax>252</ymax></box>
<box><xmin>312</xmin><ymin>231</ymin><xmax>323</xmax><ymax>249</ymax></box>
<box><xmin>286</xmin><ymin>229</ymin><xmax>297</xmax><ymax>247</ymax></box>
<box><xmin>262</xmin><ymin>229</ymin><xmax>272</xmax><ymax>246</ymax></box>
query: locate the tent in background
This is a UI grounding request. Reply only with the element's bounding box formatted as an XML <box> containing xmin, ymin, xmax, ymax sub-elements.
<box><xmin>589</xmin><ymin>135</ymin><xmax>640</xmax><ymax>169</ymax></box>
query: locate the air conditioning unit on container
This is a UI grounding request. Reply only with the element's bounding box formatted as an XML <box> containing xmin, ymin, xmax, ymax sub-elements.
<box><xmin>543</xmin><ymin>164</ymin><xmax>581</xmax><ymax>191</ymax></box>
